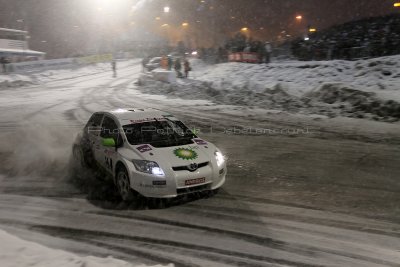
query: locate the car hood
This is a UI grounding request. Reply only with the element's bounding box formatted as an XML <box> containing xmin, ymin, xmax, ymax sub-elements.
<box><xmin>133</xmin><ymin>139</ymin><xmax>216</xmax><ymax>166</ymax></box>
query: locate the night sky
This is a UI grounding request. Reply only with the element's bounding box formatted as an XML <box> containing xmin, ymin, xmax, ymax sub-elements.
<box><xmin>0</xmin><ymin>0</ymin><xmax>397</xmax><ymax>58</ymax></box>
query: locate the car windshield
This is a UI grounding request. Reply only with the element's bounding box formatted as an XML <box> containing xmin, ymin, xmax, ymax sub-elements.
<box><xmin>122</xmin><ymin>119</ymin><xmax>196</xmax><ymax>147</ymax></box>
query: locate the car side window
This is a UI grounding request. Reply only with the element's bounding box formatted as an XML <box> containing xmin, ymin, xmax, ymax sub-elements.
<box><xmin>100</xmin><ymin>116</ymin><xmax>119</xmax><ymax>139</ymax></box>
<box><xmin>87</xmin><ymin>113</ymin><xmax>103</xmax><ymax>127</ymax></box>
<box><xmin>86</xmin><ymin>113</ymin><xmax>103</xmax><ymax>136</ymax></box>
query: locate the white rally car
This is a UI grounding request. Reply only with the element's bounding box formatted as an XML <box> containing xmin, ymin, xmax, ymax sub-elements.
<box><xmin>73</xmin><ymin>108</ymin><xmax>227</xmax><ymax>201</ymax></box>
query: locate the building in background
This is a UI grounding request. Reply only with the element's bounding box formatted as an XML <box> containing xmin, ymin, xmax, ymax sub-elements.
<box><xmin>0</xmin><ymin>28</ymin><xmax>45</xmax><ymax>62</ymax></box>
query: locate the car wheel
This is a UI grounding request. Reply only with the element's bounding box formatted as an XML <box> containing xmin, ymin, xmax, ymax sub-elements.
<box><xmin>116</xmin><ymin>166</ymin><xmax>135</xmax><ymax>202</ymax></box>
<box><xmin>73</xmin><ymin>145</ymin><xmax>85</xmax><ymax>168</ymax></box>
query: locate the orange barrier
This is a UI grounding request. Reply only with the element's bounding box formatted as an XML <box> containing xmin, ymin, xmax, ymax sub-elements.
<box><xmin>228</xmin><ymin>52</ymin><xmax>261</xmax><ymax>63</ymax></box>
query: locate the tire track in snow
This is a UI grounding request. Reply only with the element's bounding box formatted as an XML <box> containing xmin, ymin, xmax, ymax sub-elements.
<box><xmin>85</xmin><ymin>209</ymin><xmax>399</xmax><ymax>267</ymax></box>
<box><xmin>29</xmin><ymin>224</ymin><xmax>320</xmax><ymax>267</ymax></box>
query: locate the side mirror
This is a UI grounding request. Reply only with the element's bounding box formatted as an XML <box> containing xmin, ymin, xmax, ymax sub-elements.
<box><xmin>102</xmin><ymin>138</ymin><xmax>115</xmax><ymax>147</ymax></box>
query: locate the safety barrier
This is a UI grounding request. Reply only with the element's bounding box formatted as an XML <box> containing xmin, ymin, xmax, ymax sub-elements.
<box><xmin>228</xmin><ymin>52</ymin><xmax>261</xmax><ymax>63</ymax></box>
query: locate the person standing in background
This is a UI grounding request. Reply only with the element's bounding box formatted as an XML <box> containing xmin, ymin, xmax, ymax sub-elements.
<box><xmin>183</xmin><ymin>59</ymin><xmax>191</xmax><ymax>78</ymax></box>
<box><xmin>111</xmin><ymin>60</ymin><xmax>117</xmax><ymax>77</ymax></box>
<box><xmin>160</xmin><ymin>55</ymin><xmax>168</xmax><ymax>70</ymax></box>
<box><xmin>167</xmin><ymin>56</ymin><xmax>173</xmax><ymax>70</ymax></box>
<box><xmin>174</xmin><ymin>58</ymin><xmax>182</xmax><ymax>78</ymax></box>
<box><xmin>264</xmin><ymin>42</ymin><xmax>272</xmax><ymax>63</ymax></box>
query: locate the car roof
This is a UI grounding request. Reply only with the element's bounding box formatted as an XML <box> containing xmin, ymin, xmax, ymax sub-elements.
<box><xmin>104</xmin><ymin>108</ymin><xmax>176</xmax><ymax>125</ymax></box>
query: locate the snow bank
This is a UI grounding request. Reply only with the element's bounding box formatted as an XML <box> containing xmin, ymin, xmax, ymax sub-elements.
<box><xmin>137</xmin><ymin>56</ymin><xmax>400</xmax><ymax>122</ymax></box>
<box><xmin>0</xmin><ymin>74</ymin><xmax>33</xmax><ymax>88</ymax></box>
<box><xmin>137</xmin><ymin>79</ymin><xmax>304</xmax><ymax>111</ymax></box>
<box><xmin>0</xmin><ymin>229</ymin><xmax>173</xmax><ymax>267</ymax></box>
<box><xmin>305</xmin><ymin>83</ymin><xmax>400</xmax><ymax>121</ymax></box>
<box><xmin>191</xmin><ymin>56</ymin><xmax>400</xmax><ymax>99</ymax></box>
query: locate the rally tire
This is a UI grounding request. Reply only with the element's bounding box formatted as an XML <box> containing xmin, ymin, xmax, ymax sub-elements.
<box><xmin>72</xmin><ymin>145</ymin><xmax>85</xmax><ymax>168</ymax></box>
<box><xmin>116</xmin><ymin>166</ymin><xmax>135</xmax><ymax>202</ymax></box>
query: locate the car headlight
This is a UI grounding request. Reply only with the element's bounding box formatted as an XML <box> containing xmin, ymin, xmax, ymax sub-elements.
<box><xmin>214</xmin><ymin>151</ymin><xmax>225</xmax><ymax>167</ymax></box>
<box><xmin>132</xmin><ymin>160</ymin><xmax>165</xmax><ymax>176</ymax></box>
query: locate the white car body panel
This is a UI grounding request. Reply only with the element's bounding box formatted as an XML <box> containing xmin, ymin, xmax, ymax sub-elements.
<box><xmin>80</xmin><ymin>108</ymin><xmax>227</xmax><ymax>198</ymax></box>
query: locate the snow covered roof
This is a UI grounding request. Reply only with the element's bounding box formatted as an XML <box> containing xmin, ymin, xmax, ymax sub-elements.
<box><xmin>0</xmin><ymin>47</ymin><xmax>45</xmax><ymax>56</ymax></box>
<box><xmin>108</xmin><ymin>108</ymin><xmax>173</xmax><ymax>124</ymax></box>
<box><xmin>0</xmin><ymin>27</ymin><xmax>28</xmax><ymax>34</ymax></box>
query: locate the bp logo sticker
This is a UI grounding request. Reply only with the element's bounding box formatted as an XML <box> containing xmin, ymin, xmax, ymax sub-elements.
<box><xmin>174</xmin><ymin>148</ymin><xmax>198</xmax><ymax>160</ymax></box>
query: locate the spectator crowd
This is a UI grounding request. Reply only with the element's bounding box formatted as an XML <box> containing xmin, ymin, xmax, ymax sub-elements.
<box><xmin>291</xmin><ymin>14</ymin><xmax>400</xmax><ymax>61</ymax></box>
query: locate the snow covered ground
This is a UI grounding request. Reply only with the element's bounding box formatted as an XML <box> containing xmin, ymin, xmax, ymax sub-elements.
<box><xmin>2</xmin><ymin>56</ymin><xmax>400</xmax><ymax>122</ymax></box>
<box><xmin>1</xmin><ymin>57</ymin><xmax>400</xmax><ymax>266</ymax></box>
<box><xmin>0</xmin><ymin>229</ymin><xmax>172</xmax><ymax>267</ymax></box>
<box><xmin>0</xmin><ymin>60</ymin><xmax>140</xmax><ymax>89</ymax></box>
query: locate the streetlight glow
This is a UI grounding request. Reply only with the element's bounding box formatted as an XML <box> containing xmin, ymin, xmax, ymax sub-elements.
<box><xmin>182</xmin><ymin>22</ymin><xmax>189</xmax><ymax>27</ymax></box>
<box><xmin>296</xmin><ymin>15</ymin><xmax>303</xmax><ymax>20</ymax></box>
<box><xmin>241</xmin><ymin>27</ymin><xmax>248</xmax><ymax>31</ymax></box>
<box><xmin>394</xmin><ymin>2</ymin><xmax>400</xmax><ymax>7</ymax></box>
<box><xmin>309</xmin><ymin>28</ymin><xmax>317</xmax><ymax>32</ymax></box>
<box><xmin>164</xmin><ymin>6</ymin><xmax>170</xmax><ymax>13</ymax></box>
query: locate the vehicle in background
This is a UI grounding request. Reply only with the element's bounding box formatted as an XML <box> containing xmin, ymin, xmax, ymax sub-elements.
<box><xmin>145</xmin><ymin>57</ymin><xmax>162</xmax><ymax>71</ymax></box>
<box><xmin>0</xmin><ymin>27</ymin><xmax>45</xmax><ymax>62</ymax></box>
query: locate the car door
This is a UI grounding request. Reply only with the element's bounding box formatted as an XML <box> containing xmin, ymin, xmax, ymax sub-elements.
<box><xmin>96</xmin><ymin>116</ymin><xmax>120</xmax><ymax>175</ymax></box>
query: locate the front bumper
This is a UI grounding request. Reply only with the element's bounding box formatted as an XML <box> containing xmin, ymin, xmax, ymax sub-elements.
<box><xmin>129</xmin><ymin>161</ymin><xmax>227</xmax><ymax>198</ymax></box>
